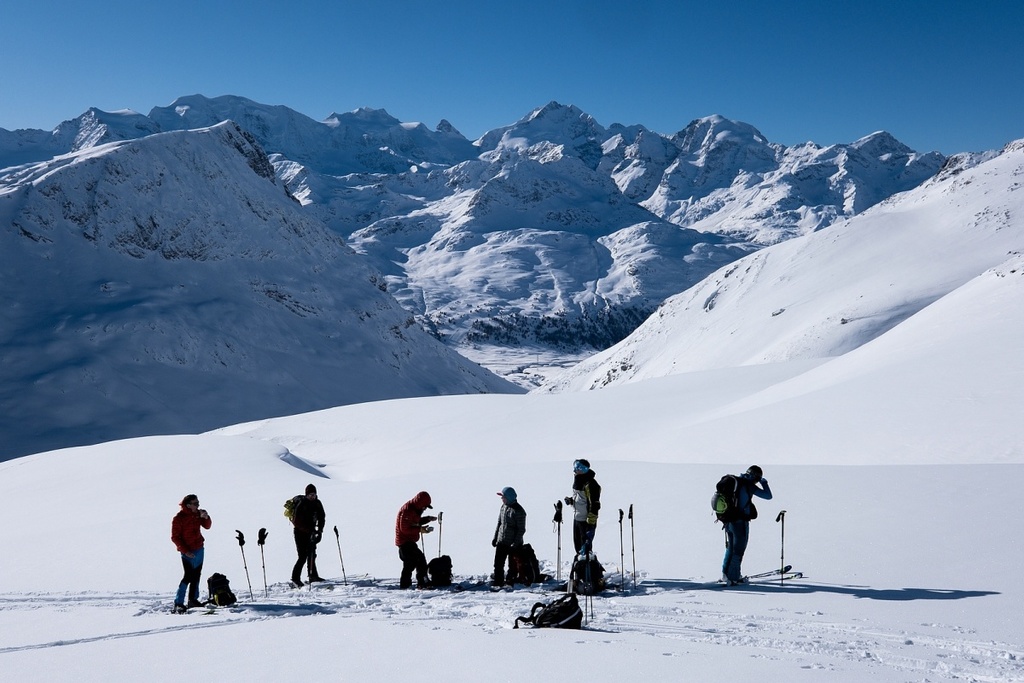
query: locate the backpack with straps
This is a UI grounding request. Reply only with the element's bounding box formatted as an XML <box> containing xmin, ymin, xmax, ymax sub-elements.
<box><xmin>513</xmin><ymin>593</ymin><xmax>583</xmax><ymax>629</ymax></box>
<box><xmin>427</xmin><ymin>555</ymin><xmax>453</xmax><ymax>587</ymax></box>
<box><xmin>507</xmin><ymin>543</ymin><xmax>543</xmax><ymax>586</ymax></box>
<box><xmin>207</xmin><ymin>573</ymin><xmax>237</xmax><ymax>607</ymax></box>
<box><xmin>283</xmin><ymin>495</ymin><xmax>303</xmax><ymax>521</ymax></box>
<box><xmin>569</xmin><ymin>554</ymin><xmax>605</xmax><ymax>595</ymax></box>
<box><xmin>711</xmin><ymin>474</ymin><xmax>757</xmax><ymax>524</ymax></box>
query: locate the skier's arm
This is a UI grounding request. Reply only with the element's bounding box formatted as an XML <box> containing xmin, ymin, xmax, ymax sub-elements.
<box><xmin>752</xmin><ymin>479</ymin><xmax>773</xmax><ymax>500</ymax></box>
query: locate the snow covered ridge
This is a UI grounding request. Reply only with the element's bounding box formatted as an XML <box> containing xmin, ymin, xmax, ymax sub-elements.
<box><xmin>0</xmin><ymin>121</ymin><xmax>520</xmax><ymax>461</ymax></box>
<box><xmin>1</xmin><ymin>96</ymin><xmax>949</xmax><ymax>370</ymax></box>
<box><xmin>539</xmin><ymin>139</ymin><xmax>1024</xmax><ymax>393</ymax></box>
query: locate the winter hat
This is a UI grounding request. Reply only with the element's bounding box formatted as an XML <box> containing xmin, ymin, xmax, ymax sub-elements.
<box><xmin>497</xmin><ymin>487</ymin><xmax>517</xmax><ymax>503</ymax></box>
<box><xmin>305</xmin><ymin>484</ymin><xmax>317</xmax><ymax>495</ymax></box>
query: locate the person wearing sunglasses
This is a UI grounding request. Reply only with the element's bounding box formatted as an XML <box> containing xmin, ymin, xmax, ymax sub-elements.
<box><xmin>170</xmin><ymin>494</ymin><xmax>212</xmax><ymax>613</ymax></box>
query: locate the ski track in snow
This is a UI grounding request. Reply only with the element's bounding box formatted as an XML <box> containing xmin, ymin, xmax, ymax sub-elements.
<box><xmin>2</xmin><ymin>579</ymin><xmax>1021</xmax><ymax>681</ymax></box>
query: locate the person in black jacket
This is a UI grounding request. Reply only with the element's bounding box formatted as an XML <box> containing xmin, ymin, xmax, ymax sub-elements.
<box><xmin>565</xmin><ymin>459</ymin><xmax>601</xmax><ymax>556</ymax></box>
<box><xmin>291</xmin><ymin>484</ymin><xmax>326</xmax><ymax>586</ymax></box>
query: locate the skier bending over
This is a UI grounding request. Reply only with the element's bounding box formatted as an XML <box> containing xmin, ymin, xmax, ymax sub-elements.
<box><xmin>395</xmin><ymin>491</ymin><xmax>437</xmax><ymax>589</ymax></box>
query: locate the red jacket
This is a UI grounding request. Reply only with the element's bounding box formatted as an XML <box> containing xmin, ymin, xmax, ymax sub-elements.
<box><xmin>395</xmin><ymin>492</ymin><xmax>432</xmax><ymax>546</ymax></box>
<box><xmin>171</xmin><ymin>504</ymin><xmax>212</xmax><ymax>554</ymax></box>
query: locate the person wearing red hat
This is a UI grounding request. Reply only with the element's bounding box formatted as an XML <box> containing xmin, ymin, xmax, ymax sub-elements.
<box><xmin>394</xmin><ymin>491</ymin><xmax>437</xmax><ymax>589</ymax></box>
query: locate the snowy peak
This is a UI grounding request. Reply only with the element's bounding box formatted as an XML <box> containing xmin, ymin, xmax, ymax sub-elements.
<box><xmin>673</xmin><ymin>114</ymin><xmax>772</xmax><ymax>155</ymax></box>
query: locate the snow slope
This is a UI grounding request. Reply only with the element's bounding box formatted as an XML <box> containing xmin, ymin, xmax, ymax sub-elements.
<box><xmin>541</xmin><ymin>140</ymin><xmax>1024</xmax><ymax>393</ymax></box>
<box><xmin>1</xmin><ymin>235</ymin><xmax>1022</xmax><ymax>679</ymax></box>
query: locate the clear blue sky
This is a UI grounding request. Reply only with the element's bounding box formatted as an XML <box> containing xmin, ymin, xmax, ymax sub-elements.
<box><xmin>2</xmin><ymin>0</ymin><xmax>1021</xmax><ymax>155</ymax></box>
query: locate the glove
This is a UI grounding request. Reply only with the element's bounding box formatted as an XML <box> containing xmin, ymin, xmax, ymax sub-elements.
<box><xmin>586</xmin><ymin>513</ymin><xmax>598</xmax><ymax>526</ymax></box>
<box><xmin>564</xmin><ymin>496</ymin><xmax>573</xmax><ymax>506</ymax></box>
<box><xmin>312</xmin><ymin>531</ymin><xmax>322</xmax><ymax>544</ymax></box>
<box><xmin>421</xmin><ymin>525</ymin><xmax>434</xmax><ymax>534</ymax></box>
<box><xmin>422</xmin><ymin>515</ymin><xmax>437</xmax><ymax>524</ymax></box>
<box><xmin>760</xmin><ymin>478</ymin><xmax>769</xmax><ymax>486</ymax></box>
<box><xmin>492</xmin><ymin>539</ymin><xmax>497</xmax><ymax>547</ymax></box>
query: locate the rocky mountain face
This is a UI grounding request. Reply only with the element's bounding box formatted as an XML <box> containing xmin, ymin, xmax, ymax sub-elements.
<box><xmin>1</xmin><ymin>96</ymin><xmax>947</xmax><ymax>392</ymax></box>
<box><xmin>0</xmin><ymin>121</ymin><xmax>519</xmax><ymax>460</ymax></box>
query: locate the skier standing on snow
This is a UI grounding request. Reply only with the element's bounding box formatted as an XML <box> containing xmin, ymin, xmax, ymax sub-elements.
<box><xmin>722</xmin><ymin>465</ymin><xmax>773</xmax><ymax>585</ymax></box>
<box><xmin>565</xmin><ymin>459</ymin><xmax>601</xmax><ymax>556</ymax></box>
<box><xmin>171</xmin><ymin>494</ymin><xmax>212</xmax><ymax>613</ymax></box>
<box><xmin>491</xmin><ymin>486</ymin><xmax>527</xmax><ymax>587</ymax></box>
<box><xmin>395</xmin><ymin>491</ymin><xmax>437</xmax><ymax>589</ymax></box>
<box><xmin>290</xmin><ymin>484</ymin><xmax>326</xmax><ymax>587</ymax></box>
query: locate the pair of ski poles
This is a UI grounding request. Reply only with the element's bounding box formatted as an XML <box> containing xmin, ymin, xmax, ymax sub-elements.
<box><xmin>618</xmin><ymin>505</ymin><xmax>636</xmax><ymax>591</ymax></box>
<box><xmin>234</xmin><ymin>524</ymin><xmax>349</xmax><ymax>600</ymax></box>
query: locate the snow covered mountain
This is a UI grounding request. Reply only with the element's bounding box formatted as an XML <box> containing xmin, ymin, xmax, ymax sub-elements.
<box><xmin>0</xmin><ymin>96</ymin><xmax>946</xmax><ymax>383</ymax></box>
<box><xmin>0</xmin><ymin>121</ymin><xmax>518</xmax><ymax>461</ymax></box>
<box><xmin>540</xmin><ymin>140</ymin><xmax>1024</xmax><ymax>393</ymax></box>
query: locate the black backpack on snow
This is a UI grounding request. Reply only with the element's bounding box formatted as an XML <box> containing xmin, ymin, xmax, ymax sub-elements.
<box><xmin>569</xmin><ymin>554</ymin><xmax>605</xmax><ymax>595</ymax></box>
<box><xmin>427</xmin><ymin>555</ymin><xmax>453</xmax><ymax>587</ymax></box>
<box><xmin>513</xmin><ymin>593</ymin><xmax>583</xmax><ymax>629</ymax></box>
<box><xmin>207</xmin><ymin>572</ymin><xmax>237</xmax><ymax>607</ymax></box>
<box><xmin>507</xmin><ymin>543</ymin><xmax>544</xmax><ymax>586</ymax></box>
<box><xmin>711</xmin><ymin>474</ymin><xmax>757</xmax><ymax>524</ymax></box>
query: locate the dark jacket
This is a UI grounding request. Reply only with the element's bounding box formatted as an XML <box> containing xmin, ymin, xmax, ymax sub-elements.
<box><xmin>492</xmin><ymin>501</ymin><xmax>527</xmax><ymax>547</ymax></box>
<box><xmin>291</xmin><ymin>496</ymin><xmax>326</xmax><ymax>536</ymax></box>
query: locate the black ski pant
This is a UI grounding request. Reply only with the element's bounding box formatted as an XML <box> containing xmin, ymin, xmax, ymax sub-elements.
<box><xmin>398</xmin><ymin>541</ymin><xmax>429</xmax><ymax>588</ymax></box>
<box><xmin>292</xmin><ymin>529</ymin><xmax>320</xmax><ymax>582</ymax></box>
<box><xmin>176</xmin><ymin>548</ymin><xmax>204</xmax><ymax>606</ymax></box>
<box><xmin>573</xmin><ymin>520</ymin><xmax>596</xmax><ymax>555</ymax></box>
<box><xmin>492</xmin><ymin>543</ymin><xmax>514</xmax><ymax>585</ymax></box>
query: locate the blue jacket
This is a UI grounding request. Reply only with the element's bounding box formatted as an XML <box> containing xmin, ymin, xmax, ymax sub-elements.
<box><xmin>737</xmin><ymin>473</ymin><xmax>773</xmax><ymax>518</ymax></box>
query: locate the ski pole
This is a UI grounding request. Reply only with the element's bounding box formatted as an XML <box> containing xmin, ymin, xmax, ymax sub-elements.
<box><xmin>235</xmin><ymin>530</ymin><xmax>254</xmax><ymax>601</ymax></box>
<box><xmin>618</xmin><ymin>509</ymin><xmax>625</xmax><ymax>592</ymax></box>
<box><xmin>257</xmin><ymin>528</ymin><xmax>269</xmax><ymax>598</ymax></box>
<box><xmin>437</xmin><ymin>511</ymin><xmax>444</xmax><ymax>558</ymax></box>
<box><xmin>776</xmin><ymin>510</ymin><xmax>787</xmax><ymax>586</ymax></box>
<box><xmin>333</xmin><ymin>525</ymin><xmax>348</xmax><ymax>585</ymax></box>
<box><xmin>628</xmin><ymin>504</ymin><xmax>636</xmax><ymax>590</ymax></box>
<box><xmin>552</xmin><ymin>500</ymin><xmax>563</xmax><ymax>581</ymax></box>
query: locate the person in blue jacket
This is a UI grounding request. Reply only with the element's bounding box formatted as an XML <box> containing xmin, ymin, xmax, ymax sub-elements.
<box><xmin>722</xmin><ymin>465</ymin><xmax>773</xmax><ymax>585</ymax></box>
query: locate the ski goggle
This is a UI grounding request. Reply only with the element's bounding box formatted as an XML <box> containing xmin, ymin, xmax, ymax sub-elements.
<box><xmin>573</xmin><ymin>460</ymin><xmax>589</xmax><ymax>474</ymax></box>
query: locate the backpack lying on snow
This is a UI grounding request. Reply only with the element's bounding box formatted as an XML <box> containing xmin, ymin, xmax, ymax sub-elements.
<box><xmin>711</xmin><ymin>474</ymin><xmax>757</xmax><ymax>524</ymax></box>
<box><xmin>507</xmin><ymin>543</ymin><xmax>545</xmax><ymax>586</ymax></box>
<box><xmin>427</xmin><ymin>555</ymin><xmax>453</xmax><ymax>587</ymax></box>
<box><xmin>513</xmin><ymin>593</ymin><xmax>583</xmax><ymax>629</ymax></box>
<box><xmin>569</xmin><ymin>554</ymin><xmax>605</xmax><ymax>595</ymax></box>
<box><xmin>207</xmin><ymin>573</ymin><xmax>237</xmax><ymax>607</ymax></box>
